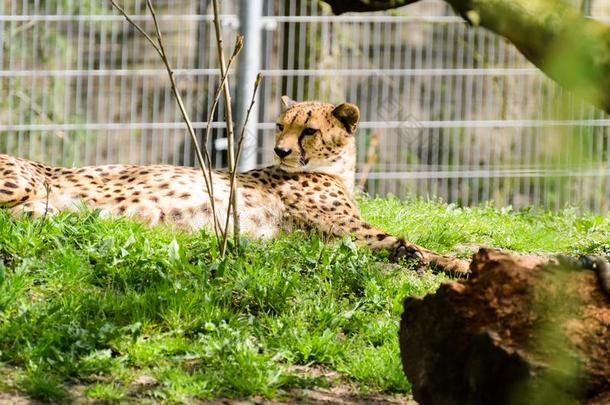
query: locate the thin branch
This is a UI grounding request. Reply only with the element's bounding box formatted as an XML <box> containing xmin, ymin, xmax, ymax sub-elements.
<box><xmin>110</xmin><ymin>0</ymin><xmax>223</xmax><ymax>246</ymax></box>
<box><xmin>144</xmin><ymin>0</ymin><xmax>198</xmax><ymax>169</ymax></box>
<box><xmin>149</xmin><ymin>0</ymin><xmax>223</xmax><ymax>244</ymax></box>
<box><xmin>109</xmin><ymin>0</ymin><xmax>162</xmax><ymax>56</ymax></box>
<box><xmin>212</xmin><ymin>0</ymin><xmax>240</xmax><ymax>256</ymax></box>
<box><xmin>203</xmin><ymin>37</ymin><xmax>243</xmax><ymax>155</ymax></box>
<box><xmin>220</xmin><ymin>73</ymin><xmax>263</xmax><ymax>254</ymax></box>
<box><xmin>147</xmin><ymin>0</ymin><xmax>226</xmax><ymax>244</ymax></box>
<box><xmin>202</xmin><ymin>36</ymin><xmax>243</xmax><ymax>241</ymax></box>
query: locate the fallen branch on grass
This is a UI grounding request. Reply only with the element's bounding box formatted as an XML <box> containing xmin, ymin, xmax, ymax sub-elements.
<box><xmin>400</xmin><ymin>248</ymin><xmax>610</xmax><ymax>404</ymax></box>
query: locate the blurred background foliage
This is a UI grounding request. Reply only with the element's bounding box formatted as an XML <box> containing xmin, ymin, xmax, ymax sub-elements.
<box><xmin>1</xmin><ymin>0</ymin><xmax>610</xmax><ymax>210</ymax></box>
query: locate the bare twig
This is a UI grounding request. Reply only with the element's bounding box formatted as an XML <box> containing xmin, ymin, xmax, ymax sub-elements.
<box><xmin>111</xmin><ymin>0</ymin><xmax>252</xmax><ymax>257</ymax></box>
<box><xmin>202</xmin><ymin>36</ymin><xmax>243</xmax><ymax>154</ymax></box>
<box><xmin>212</xmin><ymin>0</ymin><xmax>240</xmax><ymax>255</ymax></box>
<box><xmin>148</xmin><ymin>0</ymin><xmax>222</xmax><ymax>245</ymax></box>
<box><xmin>109</xmin><ymin>0</ymin><xmax>162</xmax><ymax>56</ymax></box>
<box><xmin>202</xmin><ymin>36</ymin><xmax>243</xmax><ymax>241</ymax></box>
<box><xmin>220</xmin><ymin>73</ymin><xmax>263</xmax><ymax>253</ymax></box>
<box><xmin>109</xmin><ymin>0</ymin><xmax>223</xmax><ymax>246</ymax></box>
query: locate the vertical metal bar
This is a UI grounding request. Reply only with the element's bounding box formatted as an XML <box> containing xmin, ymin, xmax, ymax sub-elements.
<box><xmin>432</xmin><ymin>21</ymin><xmax>445</xmax><ymax>200</ymax></box>
<box><xmin>440</xmin><ymin>19</ymin><xmax>453</xmax><ymax>202</ymax></box>
<box><xmin>29</xmin><ymin>0</ymin><xmax>39</xmax><ymax>161</ymax></box>
<box><xmin>260</xmin><ymin>7</ymin><xmax>273</xmax><ymax>166</ymax></box>
<box><xmin>0</xmin><ymin>0</ymin><xmax>5</xmax><ymax>156</ymax></box>
<box><xmin>181</xmin><ymin>2</ymin><xmax>197</xmax><ymax>167</ymax></box>
<box><xmin>17</xmin><ymin>0</ymin><xmax>28</xmax><ymax>158</ymax></box>
<box><xmin>461</xmin><ymin>27</ymin><xmax>474</xmax><ymax>205</ymax></box>
<box><xmin>83</xmin><ymin>3</ymin><xmax>95</xmax><ymax>166</ymax></box>
<box><xmin>393</xmin><ymin>18</ymin><xmax>402</xmax><ymax>197</ymax></box>
<box><xmin>42</xmin><ymin>1</ymin><xmax>55</xmax><ymax>165</ymax></box>
<box><xmin>360</xmin><ymin>19</ymin><xmax>372</xmax><ymax>194</ymax></box>
<box><xmin>6</xmin><ymin>0</ymin><xmax>16</xmax><ymax>156</ymax></box>
<box><xmin>236</xmin><ymin>0</ymin><xmax>262</xmax><ymax>171</ymax></box>
<box><xmin>472</xmin><ymin>28</ymin><xmax>484</xmax><ymax>205</ymax></box>
<box><xmin>498</xmin><ymin>35</ymin><xmax>508</xmax><ymax>206</ymax></box>
<box><xmin>140</xmin><ymin>75</ymin><xmax>150</xmax><ymax>165</ymax></box>
<box><xmin>96</xmin><ymin>5</ymin><xmax>108</xmax><ymax>166</ymax></box>
<box><xmin>484</xmin><ymin>33</ymin><xmax>493</xmax><ymax>204</ymax></box>
<box><xmin>127</xmin><ymin>0</ymin><xmax>140</xmax><ymax>165</ymax></box>
<box><xmin>295</xmin><ymin>0</ymin><xmax>306</xmax><ymax>100</ymax></box>
<box><xmin>285</xmin><ymin>1</ymin><xmax>296</xmax><ymax>100</ymax></box>
<box><xmin>451</xmin><ymin>22</ymin><xmax>464</xmax><ymax>203</ymax></box>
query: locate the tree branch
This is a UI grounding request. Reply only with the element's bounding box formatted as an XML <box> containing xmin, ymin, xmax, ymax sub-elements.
<box><xmin>220</xmin><ymin>73</ymin><xmax>262</xmax><ymax>254</ymax></box>
<box><xmin>109</xmin><ymin>0</ymin><xmax>162</xmax><ymax>56</ymax></box>
<box><xmin>322</xmin><ymin>0</ymin><xmax>418</xmax><ymax>14</ymax></box>
<box><xmin>110</xmin><ymin>0</ymin><xmax>223</xmax><ymax>247</ymax></box>
<box><xmin>322</xmin><ymin>0</ymin><xmax>610</xmax><ymax>114</ymax></box>
<box><xmin>202</xmin><ymin>36</ymin><xmax>243</xmax><ymax>241</ymax></box>
<box><xmin>211</xmin><ymin>0</ymin><xmax>241</xmax><ymax>256</ymax></box>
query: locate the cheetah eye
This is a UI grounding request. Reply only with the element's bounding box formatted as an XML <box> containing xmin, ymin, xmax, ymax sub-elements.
<box><xmin>301</xmin><ymin>128</ymin><xmax>318</xmax><ymax>136</ymax></box>
<box><xmin>276</xmin><ymin>123</ymin><xmax>284</xmax><ymax>132</ymax></box>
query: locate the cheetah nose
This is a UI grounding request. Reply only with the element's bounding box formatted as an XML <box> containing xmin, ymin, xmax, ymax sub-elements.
<box><xmin>274</xmin><ymin>146</ymin><xmax>292</xmax><ymax>159</ymax></box>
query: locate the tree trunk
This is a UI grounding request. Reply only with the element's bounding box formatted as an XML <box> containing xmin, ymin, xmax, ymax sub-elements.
<box><xmin>321</xmin><ymin>0</ymin><xmax>610</xmax><ymax>114</ymax></box>
<box><xmin>399</xmin><ymin>248</ymin><xmax>610</xmax><ymax>405</ymax></box>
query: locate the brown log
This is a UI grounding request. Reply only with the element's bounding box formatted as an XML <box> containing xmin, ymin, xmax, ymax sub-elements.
<box><xmin>322</xmin><ymin>0</ymin><xmax>610</xmax><ymax>114</ymax></box>
<box><xmin>399</xmin><ymin>248</ymin><xmax>610</xmax><ymax>405</ymax></box>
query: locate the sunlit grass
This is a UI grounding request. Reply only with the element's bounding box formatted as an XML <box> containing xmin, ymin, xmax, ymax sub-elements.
<box><xmin>0</xmin><ymin>197</ymin><xmax>608</xmax><ymax>401</ymax></box>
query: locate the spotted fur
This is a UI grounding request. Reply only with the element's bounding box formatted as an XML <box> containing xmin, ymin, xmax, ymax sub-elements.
<box><xmin>0</xmin><ymin>97</ymin><xmax>468</xmax><ymax>274</ymax></box>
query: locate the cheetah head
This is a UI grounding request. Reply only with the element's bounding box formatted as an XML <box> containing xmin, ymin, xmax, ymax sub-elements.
<box><xmin>274</xmin><ymin>96</ymin><xmax>360</xmax><ymax>191</ymax></box>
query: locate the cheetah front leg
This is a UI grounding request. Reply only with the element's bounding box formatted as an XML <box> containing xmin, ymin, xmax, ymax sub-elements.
<box><xmin>292</xmin><ymin>209</ymin><xmax>470</xmax><ymax>275</ymax></box>
<box><xmin>353</xmin><ymin>217</ymin><xmax>469</xmax><ymax>275</ymax></box>
<box><xmin>398</xmin><ymin>241</ymin><xmax>471</xmax><ymax>275</ymax></box>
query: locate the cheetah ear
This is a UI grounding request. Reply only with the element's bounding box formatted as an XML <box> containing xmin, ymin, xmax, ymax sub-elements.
<box><xmin>281</xmin><ymin>95</ymin><xmax>297</xmax><ymax>112</ymax></box>
<box><xmin>332</xmin><ymin>103</ymin><xmax>360</xmax><ymax>134</ymax></box>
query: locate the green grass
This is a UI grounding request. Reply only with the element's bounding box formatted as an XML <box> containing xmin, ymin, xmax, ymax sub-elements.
<box><xmin>0</xmin><ymin>197</ymin><xmax>609</xmax><ymax>402</ymax></box>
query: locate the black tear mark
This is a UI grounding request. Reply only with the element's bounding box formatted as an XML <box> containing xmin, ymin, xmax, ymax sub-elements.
<box><xmin>298</xmin><ymin>134</ymin><xmax>309</xmax><ymax>166</ymax></box>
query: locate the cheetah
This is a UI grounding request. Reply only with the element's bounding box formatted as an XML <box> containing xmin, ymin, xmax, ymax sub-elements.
<box><xmin>0</xmin><ymin>96</ymin><xmax>469</xmax><ymax>274</ymax></box>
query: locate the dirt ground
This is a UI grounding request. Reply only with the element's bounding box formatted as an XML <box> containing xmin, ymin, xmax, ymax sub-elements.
<box><xmin>0</xmin><ymin>357</ymin><xmax>414</xmax><ymax>405</ymax></box>
<box><xmin>0</xmin><ymin>365</ymin><xmax>415</xmax><ymax>404</ymax></box>
<box><xmin>0</xmin><ymin>388</ymin><xmax>415</xmax><ymax>405</ymax></box>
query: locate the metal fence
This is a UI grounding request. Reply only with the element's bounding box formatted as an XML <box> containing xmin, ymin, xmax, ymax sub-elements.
<box><xmin>2</xmin><ymin>0</ymin><xmax>610</xmax><ymax>211</ymax></box>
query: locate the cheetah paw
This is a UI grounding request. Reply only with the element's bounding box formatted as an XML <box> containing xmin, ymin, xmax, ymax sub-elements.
<box><xmin>390</xmin><ymin>242</ymin><xmax>426</xmax><ymax>270</ymax></box>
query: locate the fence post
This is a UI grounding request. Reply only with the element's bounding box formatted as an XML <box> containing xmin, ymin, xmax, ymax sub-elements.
<box><xmin>236</xmin><ymin>0</ymin><xmax>263</xmax><ymax>171</ymax></box>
